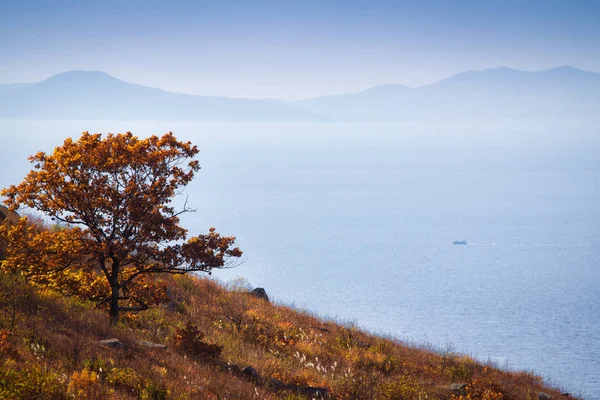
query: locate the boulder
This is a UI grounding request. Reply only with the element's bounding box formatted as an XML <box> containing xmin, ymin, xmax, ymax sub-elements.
<box><xmin>449</xmin><ymin>383</ymin><xmax>468</xmax><ymax>395</ymax></box>
<box><xmin>137</xmin><ymin>340</ymin><xmax>166</xmax><ymax>348</ymax></box>
<box><xmin>266</xmin><ymin>378</ymin><xmax>287</xmax><ymax>389</ymax></box>
<box><xmin>98</xmin><ymin>338</ymin><xmax>125</xmax><ymax>350</ymax></box>
<box><xmin>251</xmin><ymin>287</ymin><xmax>269</xmax><ymax>302</ymax></box>
<box><xmin>539</xmin><ymin>393</ymin><xmax>552</xmax><ymax>400</ymax></box>
<box><xmin>242</xmin><ymin>366</ymin><xmax>260</xmax><ymax>382</ymax></box>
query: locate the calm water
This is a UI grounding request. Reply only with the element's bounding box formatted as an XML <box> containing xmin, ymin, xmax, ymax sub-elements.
<box><xmin>1</xmin><ymin>120</ymin><xmax>599</xmax><ymax>398</ymax></box>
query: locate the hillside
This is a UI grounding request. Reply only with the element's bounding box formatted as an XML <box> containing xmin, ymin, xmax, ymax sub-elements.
<box><xmin>0</xmin><ymin>271</ymin><xmax>573</xmax><ymax>399</ymax></box>
<box><xmin>0</xmin><ymin>71</ymin><xmax>320</xmax><ymax>121</ymax></box>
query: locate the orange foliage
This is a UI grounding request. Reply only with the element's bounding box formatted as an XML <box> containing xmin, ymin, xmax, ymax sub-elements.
<box><xmin>0</xmin><ymin>217</ymin><xmax>106</xmax><ymax>300</ymax></box>
<box><xmin>67</xmin><ymin>369</ymin><xmax>106</xmax><ymax>399</ymax></box>
<box><xmin>1</xmin><ymin>132</ymin><xmax>242</xmax><ymax>324</ymax></box>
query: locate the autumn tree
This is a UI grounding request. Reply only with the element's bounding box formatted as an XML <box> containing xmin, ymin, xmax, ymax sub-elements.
<box><xmin>1</xmin><ymin>132</ymin><xmax>242</xmax><ymax>324</ymax></box>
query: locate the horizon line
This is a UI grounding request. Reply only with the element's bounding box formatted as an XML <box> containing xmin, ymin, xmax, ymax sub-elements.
<box><xmin>1</xmin><ymin>64</ymin><xmax>597</xmax><ymax>102</ymax></box>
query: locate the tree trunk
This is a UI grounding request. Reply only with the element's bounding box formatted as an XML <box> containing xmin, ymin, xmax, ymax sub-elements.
<box><xmin>108</xmin><ymin>257</ymin><xmax>121</xmax><ymax>325</ymax></box>
<box><xmin>109</xmin><ymin>281</ymin><xmax>120</xmax><ymax>325</ymax></box>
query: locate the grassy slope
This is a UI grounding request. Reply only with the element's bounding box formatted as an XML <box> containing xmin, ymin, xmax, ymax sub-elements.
<box><xmin>0</xmin><ymin>272</ymin><xmax>572</xmax><ymax>400</ymax></box>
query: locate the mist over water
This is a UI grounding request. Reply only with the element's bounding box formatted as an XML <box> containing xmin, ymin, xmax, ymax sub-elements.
<box><xmin>1</xmin><ymin>120</ymin><xmax>599</xmax><ymax>398</ymax></box>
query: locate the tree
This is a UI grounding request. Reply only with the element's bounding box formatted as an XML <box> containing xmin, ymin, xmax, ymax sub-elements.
<box><xmin>1</xmin><ymin>132</ymin><xmax>242</xmax><ymax>324</ymax></box>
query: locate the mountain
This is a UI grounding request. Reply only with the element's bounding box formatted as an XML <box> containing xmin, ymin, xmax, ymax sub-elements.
<box><xmin>3</xmin><ymin>67</ymin><xmax>599</xmax><ymax>121</ymax></box>
<box><xmin>295</xmin><ymin>66</ymin><xmax>600</xmax><ymax>121</ymax></box>
<box><xmin>0</xmin><ymin>71</ymin><xmax>320</xmax><ymax>121</ymax></box>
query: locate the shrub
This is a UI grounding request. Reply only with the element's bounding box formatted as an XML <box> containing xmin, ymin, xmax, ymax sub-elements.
<box><xmin>451</xmin><ymin>380</ymin><xmax>506</xmax><ymax>400</ymax></box>
<box><xmin>67</xmin><ymin>369</ymin><xmax>106</xmax><ymax>399</ymax></box>
<box><xmin>0</xmin><ymin>362</ymin><xmax>67</xmax><ymax>399</ymax></box>
<box><xmin>146</xmin><ymin>381</ymin><xmax>169</xmax><ymax>400</ymax></box>
<box><xmin>172</xmin><ymin>321</ymin><xmax>222</xmax><ymax>360</ymax></box>
<box><xmin>83</xmin><ymin>356</ymin><xmax>112</xmax><ymax>382</ymax></box>
<box><xmin>376</xmin><ymin>374</ymin><xmax>427</xmax><ymax>400</ymax></box>
<box><xmin>106</xmin><ymin>367</ymin><xmax>145</xmax><ymax>397</ymax></box>
<box><xmin>333</xmin><ymin>370</ymin><xmax>380</xmax><ymax>400</ymax></box>
<box><xmin>0</xmin><ymin>272</ymin><xmax>39</xmax><ymax>332</ymax></box>
<box><xmin>445</xmin><ymin>362</ymin><xmax>473</xmax><ymax>382</ymax></box>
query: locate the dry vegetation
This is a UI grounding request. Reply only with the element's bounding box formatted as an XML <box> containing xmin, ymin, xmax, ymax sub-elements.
<box><xmin>0</xmin><ymin>133</ymin><xmax>577</xmax><ymax>399</ymax></box>
<box><xmin>0</xmin><ymin>270</ymin><xmax>573</xmax><ymax>400</ymax></box>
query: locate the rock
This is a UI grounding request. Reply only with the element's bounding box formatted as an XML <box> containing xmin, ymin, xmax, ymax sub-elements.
<box><xmin>98</xmin><ymin>338</ymin><xmax>125</xmax><ymax>349</ymax></box>
<box><xmin>251</xmin><ymin>287</ymin><xmax>269</xmax><ymax>302</ymax></box>
<box><xmin>266</xmin><ymin>378</ymin><xmax>287</xmax><ymax>389</ymax></box>
<box><xmin>539</xmin><ymin>393</ymin><xmax>552</xmax><ymax>400</ymax></box>
<box><xmin>449</xmin><ymin>383</ymin><xmax>468</xmax><ymax>395</ymax></box>
<box><xmin>242</xmin><ymin>366</ymin><xmax>260</xmax><ymax>382</ymax></box>
<box><xmin>137</xmin><ymin>340</ymin><xmax>166</xmax><ymax>348</ymax></box>
<box><xmin>562</xmin><ymin>393</ymin><xmax>570</xmax><ymax>397</ymax></box>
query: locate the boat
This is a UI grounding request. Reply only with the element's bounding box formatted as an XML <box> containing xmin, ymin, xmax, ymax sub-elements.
<box><xmin>452</xmin><ymin>239</ymin><xmax>467</xmax><ymax>245</ymax></box>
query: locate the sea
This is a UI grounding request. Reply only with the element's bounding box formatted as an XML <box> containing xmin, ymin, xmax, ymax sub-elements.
<box><xmin>1</xmin><ymin>119</ymin><xmax>599</xmax><ymax>398</ymax></box>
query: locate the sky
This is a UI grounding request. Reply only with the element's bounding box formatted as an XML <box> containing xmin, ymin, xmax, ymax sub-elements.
<box><xmin>1</xmin><ymin>0</ymin><xmax>599</xmax><ymax>100</ymax></box>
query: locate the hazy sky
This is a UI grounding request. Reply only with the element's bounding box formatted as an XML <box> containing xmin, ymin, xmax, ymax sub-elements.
<box><xmin>1</xmin><ymin>0</ymin><xmax>599</xmax><ymax>99</ymax></box>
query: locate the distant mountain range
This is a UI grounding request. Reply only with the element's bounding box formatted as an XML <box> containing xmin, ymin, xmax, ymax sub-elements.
<box><xmin>0</xmin><ymin>71</ymin><xmax>319</xmax><ymax>121</ymax></box>
<box><xmin>1</xmin><ymin>66</ymin><xmax>599</xmax><ymax>121</ymax></box>
<box><xmin>294</xmin><ymin>66</ymin><xmax>600</xmax><ymax>121</ymax></box>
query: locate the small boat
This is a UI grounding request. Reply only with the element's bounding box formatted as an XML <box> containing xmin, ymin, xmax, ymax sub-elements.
<box><xmin>452</xmin><ymin>239</ymin><xmax>467</xmax><ymax>245</ymax></box>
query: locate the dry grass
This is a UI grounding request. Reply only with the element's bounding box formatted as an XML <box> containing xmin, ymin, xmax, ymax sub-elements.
<box><xmin>0</xmin><ymin>272</ymin><xmax>573</xmax><ymax>399</ymax></box>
